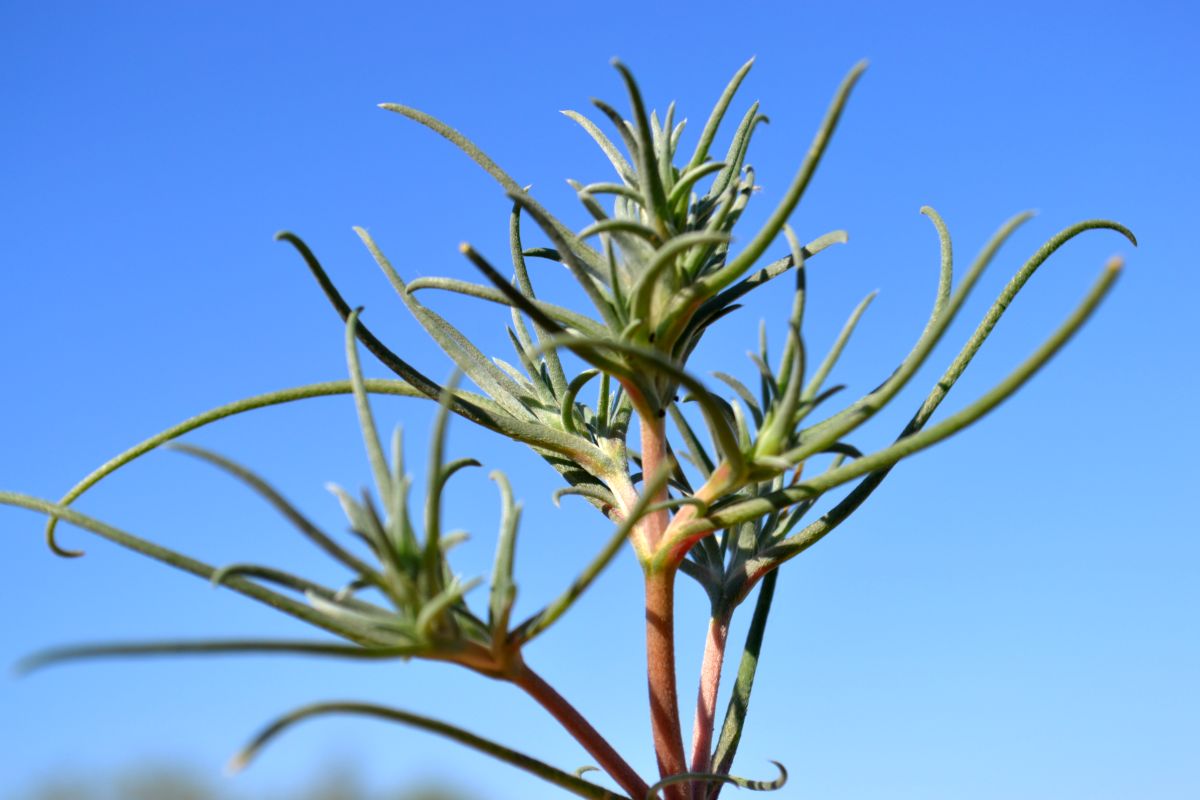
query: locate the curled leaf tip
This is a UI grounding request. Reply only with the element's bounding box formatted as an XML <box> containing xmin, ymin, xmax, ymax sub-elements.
<box><xmin>1106</xmin><ymin>222</ymin><xmax>1138</xmax><ymax>247</ymax></box>
<box><xmin>643</xmin><ymin>759</ymin><xmax>787</xmax><ymax>799</ymax></box>
<box><xmin>46</xmin><ymin>526</ymin><xmax>84</xmax><ymax>559</ymax></box>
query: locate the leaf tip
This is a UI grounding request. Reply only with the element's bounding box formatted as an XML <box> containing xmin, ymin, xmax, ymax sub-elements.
<box><xmin>224</xmin><ymin>751</ymin><xmax>250</xmax><ymax>776</ymax></box>
<box><xmin>12</xmin><ymin>653</ymin><xmax>39</xmax><ymax>677</ymax></box>
<box><xmin>47</xmin><ymin>535</ymin><xmax>84</xmax><ymax>559</ymax></box>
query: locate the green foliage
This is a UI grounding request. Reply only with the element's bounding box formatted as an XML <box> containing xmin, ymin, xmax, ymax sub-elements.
<box><xmin>20</xmin><ymin>763</ymin><xmax>474</xmax><ymax>800</ymax></box>
<box><xmin>3</xmin><ymin>57</ymin><xmax>1134</xmax><ymax>800</ymax></box>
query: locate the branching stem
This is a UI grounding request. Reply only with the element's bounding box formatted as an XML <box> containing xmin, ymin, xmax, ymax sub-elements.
<box><xmin>688</xmin><ymin>612</ymin><xmax>731</xmax><ymax>790</ymax></box>
<box><xmin>639</xmin><ymin>416</ymin><xmax>673</xmax><ymax>552</ymax></box>
<box><xmin>513</xmin><ymin>665</ymin><xmax>649</xmax><ymax>799</ymax></box>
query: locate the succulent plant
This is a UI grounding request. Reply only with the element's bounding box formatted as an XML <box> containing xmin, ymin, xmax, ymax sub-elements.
<box><xmin>2</xmin><ymin>57</ymin><xmax>1134</xmax><ymax>800</ymax></box>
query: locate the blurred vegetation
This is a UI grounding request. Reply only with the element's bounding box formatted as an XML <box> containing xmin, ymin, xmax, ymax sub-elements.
<box><xmin>14</xmin><ymin>764</ymin><xmax>475</xmax><ymax>800</ymax></box>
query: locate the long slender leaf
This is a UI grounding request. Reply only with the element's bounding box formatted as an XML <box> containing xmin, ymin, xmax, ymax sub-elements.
<box><xmin>278</xmin><ymin>231</ymin><xmax>516</xmax><ymax>434</ymax></box>
<box><xmin>702</xmin><ymin>229</ymin><xmax>848</xmax><ymax>313</ymax></box>
<box><xmin>698</xmin><ymin>61</ymin><xmax>868</xmax><ymax>296</ymax></box>
<box><xmin>18</xmin><ymin>640</ymin><xmax>421</xmax><ymax>675</ymax></box>
<box><xmin>355</xmin><ymin>227</ymin><xmax>537</xmax><ymax>419</ymax></box>
<box><xmin>42</xmin><ymin>379</ymin><xmax>425</xmax><ymax>557</ymax></box>
<box><xmin>167</xmin><ymin>443</ymin><xmax>382</xmax><ymax>582</ymax></box>
<box><xmin>230</xmin><ymin>701</ymin><xmax>627</xmax><ymax>800</ymax></box>
<box><xmin>612</xmin><ymin>60</ymin><xmax>671</xmax><ymax>231</ymax></box>
<box><xmin>345</xmin><ymin>309</ymin><xmax>393</xmax><ymax>501</ymax></box>
<box><xmin>788</xmin><ymin>211</ymin><xmax>1036</xmax><ymax>461</ymax></box>
<box><xmin>3</xmin><ymin>494</ymin><xmax>383</xmax><ymax>644</ymax></box>
<box><xmin>709</xmin><ymin>570</ymin><xmax>777</xmax><ymax>794</ymax></box>
<box><xmin>687</xmin><ymin>57</ymin><xmax>756</xmax><ymax>171</ymax></box>
<box><xmin>210</xmin><ymin>564</ymin><xmax>382</xmax><ymax>613</ymax></box>
<box><xmin>510</xmin><ymin>189</ymin><xmax>625</xmax><ymax>331</ymax></box>
<box><xmin>562</xmin><ymin>109</ymin><xmax>637</xmax><ymax>184</ymax></box>
<box><xmin>511</xmin><ymin>201</ymin><xmax>570</xmax><ymax>398</ymax></box>
<box><xmin>705</xmin><ymin>103</ymin><xmax>763</xmax><ymax>205</ymax></box>
<box><xmin>800</xmin><ymin>291</ymin><xmax>877</xmax><ymax>403</ymax></box>
<box><xmin>405</xmin><ymin>275</ymin><xmax>606</xmax><ymax>337</ymax></box>
<box><xmin>683</xmin><ymin>255</ymin><xmax>1126</xmax><ymax>539</ymax></box>
<box><xmin>488</xmin><ymin>470</ymin><xmax>521</xmax><ymax>647</ymax></box>
<box><xmin>920</xmin><ymin>205</ymin><xmax>954</xmax><ymax>335</ymax></box>
<box><xmin>378</xmin><ymin>103</ymin><xmax>607</xmax><ymax>276</ymax></box>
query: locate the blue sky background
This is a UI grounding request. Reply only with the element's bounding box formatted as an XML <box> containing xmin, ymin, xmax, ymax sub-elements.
<box><xmin>2</xmin><ymin>2</ymin><xmax>1197</xmax><ymax>798</ymax></box>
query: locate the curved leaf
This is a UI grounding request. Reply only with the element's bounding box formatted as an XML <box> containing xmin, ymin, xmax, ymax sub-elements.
<box><xmin>231</xmin><ymin>701</ymin><xmax>627</xmax><ymax>800</ymax></box>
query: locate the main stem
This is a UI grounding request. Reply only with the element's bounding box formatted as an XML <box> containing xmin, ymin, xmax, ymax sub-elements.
<box><xmin>688</xmin><ymin>612</ymin><xmax>730</xmax><ymax>784</ymax></box>
<box><xmin>513</xmin><ymin>665</ymin><xmax>650</xmax><ymax>799</ymax></box>
<box><xmin>645</xmin><ymin>566</ymin><xmax>687</xmax><ymax>800</ymax></box>
<box><xmin>638</xmin><ymin>414</ymin><xmax>689</xmax><ymax>800</ymax></box>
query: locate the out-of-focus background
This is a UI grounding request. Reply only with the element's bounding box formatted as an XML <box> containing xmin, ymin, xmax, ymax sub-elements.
<box><xmin>17</xmin><ymin>765</ymin><xmax>469</xmax><ymax>800</ymax></box>
<box><xmin>17</xmin><ymin>764</ymin><xmax>469</xmax><ymax>800</ymax></box>
<box><xmin>2</xmin><ymin>2</ymin><xmax>1197</xmax><ymax>799</ymax></box>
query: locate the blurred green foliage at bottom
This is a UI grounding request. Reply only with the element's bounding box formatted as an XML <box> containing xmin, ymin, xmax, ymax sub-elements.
<box><xmin>15</xmin><ymin>764</ymin><xmax>474</xmax><ymax>800</ymax></box>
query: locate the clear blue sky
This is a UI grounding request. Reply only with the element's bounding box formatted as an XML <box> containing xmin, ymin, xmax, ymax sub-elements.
<box><xmin>2</xmin><ymin>2</ymin><xmax>1196</xmax><ymax>798</ymax></box>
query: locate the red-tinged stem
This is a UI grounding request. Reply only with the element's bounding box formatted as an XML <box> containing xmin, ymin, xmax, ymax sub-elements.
<box><xmin>646</xmin><ymin>566</ymin><xmax>688</xmax><ymax>800</ymax></box>
<box><xmin>654</xmin><ymin>462</ymin><xmax>737</xmax><ymax>570</ymax></box>
<box><xmin>639</xmin><ymin>414</ymin><xmax>688</xmax><ymax>799</ymax></box>
<box><xmin>639</xmin><ymin>416</ymin><xmax>672</xmax><ymax>551</ymax></box>
<box><xmin>513</xmin><ymin>665</ymin><xmax>650</xmax><ymax>800</ymax></box>
<box><xmin>688</xmin><ymin>612</ymin><xmax>730</xmax><ymax>788</ymax></box>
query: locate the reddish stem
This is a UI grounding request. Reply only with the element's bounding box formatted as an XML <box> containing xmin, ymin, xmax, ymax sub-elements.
<box><xmin>688</xmin><ymin>612</ymin><xmax>730</xmax><ymax>787</ymax></box>
<box><xmin>513</xmin><ymin>665</ymin><xmax>650</xmax><ymax>799</ymax></box>
<box><xmin>645</xmin><ymin>566</ymin><xmax>688</xmax><ymax>800</ymax></box>
<box><xmin>638</xmin><ymin>416</ymin><xmax>672</xmax><ymax>551</ymax></box>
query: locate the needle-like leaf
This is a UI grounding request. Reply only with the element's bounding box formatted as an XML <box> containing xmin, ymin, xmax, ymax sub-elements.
<box><xmin>3</xmin><ymin>494</ymin><xmax>381</xmax><ymax>644</ymax></box>
<box><xmin>42</xmin><ymin>379</ymin><xmax>425</xmax><ymax>557</ymax></box>
<box><xmin>231</xmin><ymin>701</ymin><xmax>628</xmax><ymax>800</ymax></box>
<box><xmin>687</xmin><ymin>57</ymin><xmax>756</xmax><ymax>171</ymax></box>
